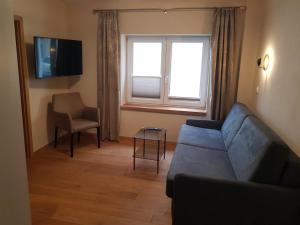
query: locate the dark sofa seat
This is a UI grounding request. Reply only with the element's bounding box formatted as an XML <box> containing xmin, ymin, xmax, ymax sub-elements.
<box><xmin>166</xmin><ymin>103</ymin><xmax>300</xmax><ymax>225</ymax></box>
<box><xmin>177</xmin><ymin>125</ymin><xmax>226</xmax><ymax>151</ymax></box>
<box><xmin>166</xmin><ymin>144</ymin><xmax>236</xmax><ymax>197</ymax></box>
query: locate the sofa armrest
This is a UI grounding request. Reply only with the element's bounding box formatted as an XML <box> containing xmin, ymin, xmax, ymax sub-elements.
<box><xmin>82</xmin><ymin>107</ymin><xmax>100</xmax><ymax>125</ymax></box>
<box><xmin>173</xmin><ymin>174</ymin><xmax>300</xmax><ymax>225</ymax></box>
<box><xmin>53</xmin><ymin>111</ymin><xmax>72</xmax><ymax>131</ymax></box>
<box><xmin>186</xmin><ymin>119</ymin><xmax>223</xmax><ymax>129</ymax></box>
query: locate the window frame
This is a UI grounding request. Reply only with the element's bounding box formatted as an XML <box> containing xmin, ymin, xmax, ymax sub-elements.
<box><xmin>126</xmin><ymin>36</ymin><xmax>166</xmax><ymax>105</ymax></box>
<box><xmin>125</xmin><ymin>35</ymin><xmax>211</xmax><ymax>109</ymax></box>
<box><xmin>164</xmin><ymin>36</ymin><xmax>210</xmax><ymax>108</ymax></box>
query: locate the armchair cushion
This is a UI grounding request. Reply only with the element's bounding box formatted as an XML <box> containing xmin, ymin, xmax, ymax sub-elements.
<box><xmin>71</xmin><ymin>119</ymin><xmax>99</xmax><ymax>132</ymax></box>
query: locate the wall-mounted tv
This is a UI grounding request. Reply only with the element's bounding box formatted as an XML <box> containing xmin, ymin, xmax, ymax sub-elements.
<box><xmin>34</xmin><ymin>37</ymin><xmax>83</xmax><ymax>79</ymax></box>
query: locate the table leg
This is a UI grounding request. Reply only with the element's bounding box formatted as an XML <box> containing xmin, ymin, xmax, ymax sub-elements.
<box><xmin>157</xmin><ymin>140</ymin><xmax>160</xmax><ymax>174</ymax></box>
<box><xmin>164</xmin><ymin>132</ymin><xmax>167</xmax><ymax>160</ymax></box>
<box><xmin>143</xmin><ymin>133</ymin><xmax>145</xmax><ymax>158</ymax></box>
<box><xmin>133</xmin><ymin>137</ymin><xmax>136</xmax><ymax>170</ymax></box>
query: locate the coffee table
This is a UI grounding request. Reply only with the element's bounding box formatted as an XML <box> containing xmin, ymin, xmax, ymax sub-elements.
<box><xmin>133</xmin><ymin>127</ymin><xmax>167</xmax><ymax>174</ymax></box>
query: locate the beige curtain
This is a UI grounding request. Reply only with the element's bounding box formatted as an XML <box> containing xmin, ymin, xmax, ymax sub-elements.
<box><xmin>211</xmin><ymin>8</ymin><xmax>246</xmax><ymax>120</ymax></box>
<box><xmin>97</xmin><ymin>11</ymin><xmax>120</xmax><ymax>141</ymax></box>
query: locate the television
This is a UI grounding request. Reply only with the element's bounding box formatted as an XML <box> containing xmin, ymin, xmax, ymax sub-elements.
<box><xmin>34</xmin><ymin>37</ymin><xmax>83</xmax><ymax>79</ymax></box>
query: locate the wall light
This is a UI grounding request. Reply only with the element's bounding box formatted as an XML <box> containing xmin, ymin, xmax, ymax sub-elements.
<box><xmin>50</xmin><ymin>47</ymin><xmax>56</xmax><ymax>53</ymax></box>
<box><xmin>257</xmin><ymin>54</ymin><xmax>270</xmax><ymax>71</ymax></box>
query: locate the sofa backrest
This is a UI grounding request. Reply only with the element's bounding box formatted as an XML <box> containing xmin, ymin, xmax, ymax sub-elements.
<box><xmin>221</xmin><ymin>103</ymin><xmax>252</xmax><ymax>149</ymax></box>
<box><xmin>228</xmin><ymin>116</ymin><xmax>289</xmax><ymax>185</ymax></box>
<box><xmin>280</xmin><ymin>152</ymin><xmax>300</xmax><ymax>188</ymax></box>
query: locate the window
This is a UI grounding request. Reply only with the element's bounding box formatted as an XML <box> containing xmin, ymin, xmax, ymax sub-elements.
<box><xmin>126</xmin><ymin>36</ymin><xmax>210</xmax><ymax>109</ymax></box>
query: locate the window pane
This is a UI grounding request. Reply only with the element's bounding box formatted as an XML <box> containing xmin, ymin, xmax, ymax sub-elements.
<box><xmin>132</xmin><ymin>77</ymin><xmax>161</xmax><ymax>98</ymax></box>
<box><xmin>169</xmin><ymin>42</ymin><xmax>203</xmax><ymax>99</ymax></box>
<box><xmin>133</xmin><ymin>42</ymin><xmax>162</xmax><ymax>77</ymax></box>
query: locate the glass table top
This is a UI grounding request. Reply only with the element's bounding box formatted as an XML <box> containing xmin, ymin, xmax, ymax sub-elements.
<box><xmin>134</xmin><ymin>127</ymin><xmax>166</xmax><ymax>141</ymax></box>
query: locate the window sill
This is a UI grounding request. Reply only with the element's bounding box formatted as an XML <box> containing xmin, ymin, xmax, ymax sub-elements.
<box><xmin>121</xmin><ymin>104</ymin><xmax>207</xmax><ymax>116</ymax></box>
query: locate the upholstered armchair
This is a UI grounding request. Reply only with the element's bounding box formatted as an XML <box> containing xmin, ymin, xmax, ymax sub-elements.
<box><xmin>52</xmin><ymin>92</ymin><xmax>101</xmax><ymax>157</ymax></box>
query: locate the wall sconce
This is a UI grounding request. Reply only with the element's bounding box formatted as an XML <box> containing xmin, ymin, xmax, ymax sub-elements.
<box><xmin>50</xmin><ymin>47</ymin><xmax>56</xmax><ymax>52</ymax></box>
<box><xmin>257</xmin><ymin>54</ymin><xmax>270</xmax><ymax>71</ymax></box>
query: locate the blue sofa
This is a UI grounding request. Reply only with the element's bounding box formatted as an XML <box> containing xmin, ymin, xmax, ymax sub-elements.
<box><xmin>166</xmin><ymin>103</ymin><xmax>300</xmax><ymax>225</ymax></box>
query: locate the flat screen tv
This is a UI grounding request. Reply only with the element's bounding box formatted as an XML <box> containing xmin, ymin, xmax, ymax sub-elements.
<box><xmin>34</xmin><ymin>37</ymin><xmax>83</xmax><ymax>79</ymax></box>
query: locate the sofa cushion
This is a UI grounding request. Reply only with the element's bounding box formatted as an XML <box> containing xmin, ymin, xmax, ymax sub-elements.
<box><xmin>228</xmin><ymin>116</ymin><xmax>289</xmax><ymax>184</ymax></box>
<box><xmin>221</xmin><ymin>103</ymin><xmax>252</xmax><ymax>148</ymax></box>
<box><xmin>178</xmin><ymin>124</ymin><xmax>226</xmax><ymax>151</ymax></box>
<box><xmin>166</xmin><ymin>144</ymin><xmax>236</xmax><ymax>197</ymax></box>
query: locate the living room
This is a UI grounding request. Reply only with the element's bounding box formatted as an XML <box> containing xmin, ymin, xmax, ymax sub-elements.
<box><xmin>1</xmin><ymin>0</ymin><xmax>300</xmax><ymax>225</ymax></box>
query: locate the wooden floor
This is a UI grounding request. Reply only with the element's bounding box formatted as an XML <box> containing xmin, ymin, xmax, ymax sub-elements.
<box><xmin>27</xmin><ymin>133</ymin><xmax>174</xmax><ymax>225</ymax></box>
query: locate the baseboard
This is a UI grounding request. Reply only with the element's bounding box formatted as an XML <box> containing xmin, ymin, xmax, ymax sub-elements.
<box><xmin>33</xmin><ymin>133</ymin><xmax>177</xmax><ymax>154</ymax></box>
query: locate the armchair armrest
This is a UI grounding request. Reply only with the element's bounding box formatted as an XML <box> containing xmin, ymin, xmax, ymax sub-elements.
<box><xmin>173</xmin><ymin>174</ymin><xmax>300</xmax><ymax>225</ymax></box>
<box><xmin>186</xmin><ymin>119</ymin><xmax>223</xmax><ymax>130</ymax></box>
<box><xmin>82</xmin><ymin>107</ymin><xmax>100</xmax><ymax>125</ymax></box>
<box><xmin>53</xmin><ymin>111</ymin><xmax>72</xmax><ymax>131</ymax></box>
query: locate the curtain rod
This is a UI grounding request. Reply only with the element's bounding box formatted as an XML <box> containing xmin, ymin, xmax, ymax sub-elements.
<box><xmin>93</xmin><ymin>6</ymin><xmax>247</xmax><ymax>14</ymax></box>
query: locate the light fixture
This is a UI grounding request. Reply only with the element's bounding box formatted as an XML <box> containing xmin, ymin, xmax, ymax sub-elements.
<box><xmin>163</xmin><ymin>9</ymin><xmax>168</xmax><ymax>14</ymax></box>
<box><xmin>50</xmin><ymin>47</ymin><xmax>56</xmax><ymax>52</ymax></box>
<box><xmin>257</xmin><ymin>54</ymin><xmax>270</xmax><ymax>71</ymax></box>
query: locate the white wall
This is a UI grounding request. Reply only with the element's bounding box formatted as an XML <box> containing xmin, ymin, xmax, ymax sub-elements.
<box><xmin>67</xmin><ymin>0</ymin><xmax>246</xmax><ymax>142</ymax></box>
<box><xmin>0</xmin><ymin>0</ymin><xmax>31</xmax><ymax>224</ymax></box>
<box><xmin>242</xmin><ymin>0</ymin><xmax>300</xmax><ymax>155</ymax></box>
<box><xmin>12</xmin><ymin>0</ymin><xmax>70</xmax><ymax>151</ymax></box>
<box><xmin>237</xmin><ymin>0</ymin><xmax>264</xmax><ymax>107</ymax></box>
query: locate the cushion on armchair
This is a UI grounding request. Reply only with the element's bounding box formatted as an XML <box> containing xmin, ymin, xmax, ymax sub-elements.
<box><xmin>71</xmin><ymin>119</ymin><xmax>99</xmax><ymax>132</ymax></box>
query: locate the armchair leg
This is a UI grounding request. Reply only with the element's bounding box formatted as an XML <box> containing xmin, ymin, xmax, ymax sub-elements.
<box><xmin>70</xmin><ymin>133</ymin><xmax>74</xmax><ymax>158</ymax></box>
<box><xmin>97</xmin><ymin>127</ymin><xmax>101</xmax><ymax>148</ymax></box>
<box><xmin>54</xmin><ymin>127</ymin><xmax>58</xmax><ymax>148</ymax></box>
<box><xmin>77</xmin><ymin>132</ymin><xmax>81</xmax><ymax>142</ymax></box>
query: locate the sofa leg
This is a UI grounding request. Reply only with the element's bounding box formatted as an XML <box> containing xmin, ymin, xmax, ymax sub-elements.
<box><xmin>70</xmin><ymin>133</ymin><xmax>74</xmax><ymax>157</ymax></box>
<box><xmin>97</xmin><ymin>127</ymin><xmax>101</xmax><ymax>148</ymax></box>
<box><xmin>54</xmin><ymin>127</ymin><xmax>58</xmax><ymax>148</ymax></box>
